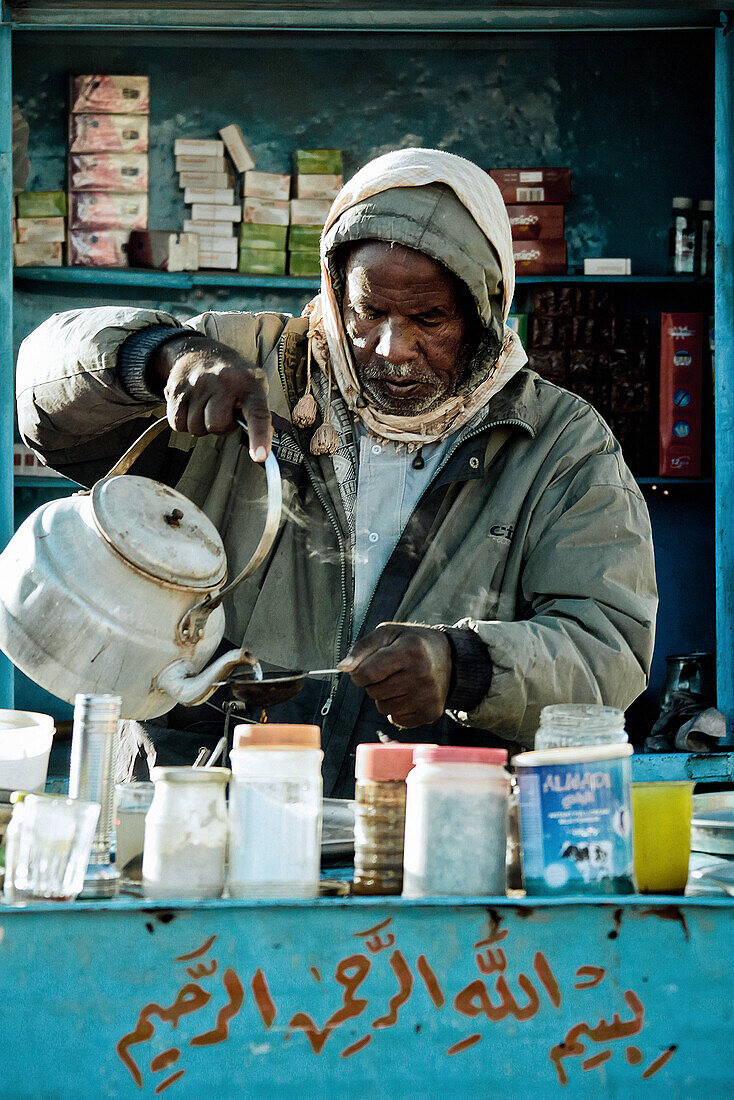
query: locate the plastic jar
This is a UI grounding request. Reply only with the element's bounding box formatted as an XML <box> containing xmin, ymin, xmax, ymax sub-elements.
<box><xmin>142</xmin><ymin>767</ymin><xmax>229</xmax><ymax>900</ymax></box>
<box><xmin>353</xmin><ymin>743</ymin><xmax>416</xmax><ymax>896</ymax></box>
<box><xmin>228</xmin><ymin>724</ymin><xmax>323</xmax><ymax>899</ymax></box>
<box><xmin>535</xmin><ymin>704</ymin><xmax>628</xmax><ymax>750</ymax></box>
<box><xmin>402</xmin><ymin>746</ymin><xmax>510</xmax><ymax>897</ymax></box>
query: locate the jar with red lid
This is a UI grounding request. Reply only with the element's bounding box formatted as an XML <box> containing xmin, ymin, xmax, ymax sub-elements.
<box><xmin>402</xmin><ymin>745</ymin><xmax>510</xmax><ymax>897</ymax></box>
<box><xmin>353</xmin><ymin>743</ymin><xmax>417</xmax><ymax>896</ymax></box>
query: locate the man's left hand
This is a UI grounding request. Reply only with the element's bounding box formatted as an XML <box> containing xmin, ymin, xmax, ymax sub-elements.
<box><xmin>338</xmin><ymin>623</ymin><xmax>452</xmax><ymax>729</ymax></box>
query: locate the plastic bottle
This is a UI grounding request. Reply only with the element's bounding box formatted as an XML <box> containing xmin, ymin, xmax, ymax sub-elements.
<box><xmin>696</xmin><ymin>200</ymin><xmax>714</xmax><ymax>277</ymax></box>
<box><xmin>228</xmin><ymin>724</ymin><xmax>323</xmax><ymax>898</ymax></box>
<box><xmin>668</xmin><ymin>196</ymin><xmax>696</xmax><ymax>274</ymax></box>
<box><xmin>402</xmin><ymin>746</ymin><xmax>510</xmax><ymax>897</ymax></box>
<box><xmin>352</xmin><ymin>743</ymin><xmax>416</xmax><ymax>896</ymax></box>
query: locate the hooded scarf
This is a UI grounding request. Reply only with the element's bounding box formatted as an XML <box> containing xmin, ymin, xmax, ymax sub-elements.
<box><xmin>301</xmin><ymin>147</ymin><xmax>528</xmax><ymax>448</ymax></box>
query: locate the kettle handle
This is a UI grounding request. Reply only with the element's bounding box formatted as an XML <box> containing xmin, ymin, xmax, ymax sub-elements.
<box><xmin>105</xmin><ymin>415</ymin><xmax>171</xmax><ymax>478</ymax></box>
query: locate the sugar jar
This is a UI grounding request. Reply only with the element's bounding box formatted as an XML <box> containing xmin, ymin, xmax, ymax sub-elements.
<box><xmin>535</xmin><ymin>704</ymin><xmax>628</xmax><ymax>750</ymax></box>
<box><xmin>142</xmin><ymin>766</ymin><xmax>230</xmax><ymax>900</ymax></box>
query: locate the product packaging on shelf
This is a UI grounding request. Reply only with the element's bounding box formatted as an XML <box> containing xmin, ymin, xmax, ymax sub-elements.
<box><xmin>243</xmin><ymin>198</ymin><xmax>290</xmax><ymax>226</ymax></box>
<box><xmin>243</xmin><ymin>172</ymin><xmax>291</xmax><ymax>202</ymax></box>
<box><xmin>295</xmin><ymin>149</ymin><xmax>343</xmax><ymax>175</ymax></box>
<box><xmin>16</xmin><ymin>191</ymin><xmax>67</xmax><ymax>218</ymax></box>
<box><xmin>183</xmin><ymin>187</ymin><xmax>235</xmax><ymax>206</ymax></box>
<box><xmin>506</xmin><ymin>313</ymin><xmax>528</xmax><ymax>347</ymax></box>
<box><xmin>68</xmin><ymin>153</ymin><xmax>148</xmax><ymax>192</ymax></box>
<box><xmin>584</xmin><ymin>258</ymin><xmax>632</xmax><ymax>275</ymax></box>
<box><xmin>659</xmin><ymin>312</ymin><xmax>703</xmax><ymax>477</ymax></box>
<box><xmin>174</xmin><ymin>138</ymin><xmax>224</xmax><ymax>157</ymax></box>
<box><xmin>178</xmin><ymin>171</ymin><xmax>233</xmax><ymax>190</ymax></box>
<box><xmin>16</xmin><ymin>217</ymin><xmax>66</xmax><ymax>243</ymax></box>
<box><xmin>198</xmin><ymin>249</ymin><xmax>238</xmax><ymax>270</ymax></box>
<box><xmin>288</xmin><ymin>250</ymin><xmax>321</xmax><ymax>276</ymax></box>
<box><xmin>295</xmin><ymin>174</ymin><xmax>342</xmax><ymax>200</ymax></box>
<box><xmin>219</xmin><ymin>124</ymin><xmax>256</xmax><ymax>174</ymax></box>
<box><xmin>14</xmin><ymin>443</ymin><xmax>66</xmax><ymax>477</ymax></box>
<box><xmin>490</xmin><ymin>167</ymin><xmax>572</xmax><ymax>205</ymax></box>
<box><xmin>69</xmin><ymin>192</ymin><xmax>148</xmax><ymax>230</ymax></box>
<box><xmin>190</xmin><ymin>203</ymin><xmax>241</xmax><ymax>222</ymax></box>
<box><xmin>288</xmin><ymin>224</ymin><xmax>322</xmax><ymax>251</ymax></box>
<box><xmin>183</xmin><ymin>219</ymin><xmax>235</xmax><ymax>238</ymax></box>
<box><xmin>14</xmin><ymin>241</ymin><xmax>63</xmax><ymax>266</ymax></box>
<box><xmin>290</xmin><ymin>199</ymin><xmax>331</xmax><ymax>226</ymax></box>
<box><xmin>68</xmin><ymin>229</ymin><xmax>130</xmax><ymax>267</ymax></box>
<box><xmin>68</xmin><ymin>113</ymin><xmax>149</xmax><ymax>153</ymax></box>
<box><xmin>512</xmin><ymin>239</ymin><xmax>567</xmax><ymax>275</ymax></box>
<box><xmin>239</xmin><ymin>223</ymin><xmax>288</xmax><ymax>251</ymax></box>
<box><xmin>175</xmin><ymin>155</ymin><xmax>230</xmax><ymax>174</ymax></box>
<box><xmin>238</xmin><ymin>248</ymin><xmax>287</xmax><ymax>275</ymax></box>
<box><xmin>506</xmin><ymin>203</ymin><xmax>564</xmax><ymax>240</ymax></box>
<box><xmin>127</xmin><ymin>230</ymin><xmax>199</xmax><ymax>272</ymax></box>
<box><xmin>192</xmin><ymin>233</ymin><xmax>237</xmax><ymax>253</ymax></box>
<box><xmin>70</xmin><ymin>75</ymin><xmax>150</xmax><ymax>115</ymax></box>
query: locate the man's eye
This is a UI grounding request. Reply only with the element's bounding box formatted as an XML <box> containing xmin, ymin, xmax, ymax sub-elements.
<box><xmin>416</xmin><ymin>313</ymin><xmax>444</xmax><ymax>326</ymax></box>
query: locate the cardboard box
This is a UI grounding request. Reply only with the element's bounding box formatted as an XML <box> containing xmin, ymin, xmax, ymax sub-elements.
<box><xmin>16</xmin><ymin>217</ymin><xmax>66</xmax><ymax>243</ymax></box>
<box><xmin>69</xmin><ymin>153</ymin><xmax>148</xmax><ymax>192</ymax></box>
<box><xmin>198</xmin><ymin>250</ymin><xmax>238</xmax><ymax>270</ymax></box>
<box><xmin>219</xmin><ymin>124</ymin><xmax>256</xmax><ymax>174</ymax></box>
<box><xmin>244</xmin><ymin>172</ymin><xmax>291</xmax><ymax>202</ymax></box>
<box><xmin>183</xmin><ymin>187</ymin><xmax>235</xmax><ymax>206</ymax></box>
<box><xmin>490</xmin><ymin>168</ymin><xmax>572</xmax><ymax>205</ymax></box>
<box><xmin>288</xmin><ymin>224</ymin><xmax>322</xmax><ymax>251</ymax></box>
<box><xmin>288</xmin><ymin>249</ymin><xmax>321</xmax><ymax>277</ymax></box>
<box><xmin>243</xmin><ymin>198</ymin><xmax>290</xmax><ymax>226</ymax></box>
<box><xmin>69</xmin><ymin>192</ymin><xmax>148</xmax><ymax>230</ymax></box>
<box><xmin>295</xmin><ymin>174</ymin><xmax>342</xmax><ymax>200</ymax></box>
<box><xmin>127</xmin><ymin>230</ymin><xmax>199</xmax><ymax>272</ymax></box>
<box><xmin>190</xmin><ymin>203</ymin><xmax>241</xmax><ymax>222</ymax></box>
<box><xmin>583</xmin><ymin>258</ymin><xmax>632</xmax><ymax>275</ymax></box>
<box><xmin>70</xmin><ymin>75</ymin><xmax>150</xmax><ymax>114</ymax></box>
<box><xmin>174</xmin><ymin>138</ymin><xmax>224</xmax><ymax>157</ymax></box>
<box><xmin>512</xmin><ymin>239</ymin><xmax>567</xmax><ymax>275</ymax></box>
<box><xmin>188</xmin><ymin>233</ymin><xmax>238</xmax><ymax>253</ymax></box>
<box><xmin>506</xmin><ymin>204</ymin><xmax>564</xmax><ymax>240</ymax></box>
<box><xmin>183</xmin><ymin>219</ymin><xmax>235</xmax><ymax>238</ymax></box>
<box><xmin>16</xmin><ymin>191</ymin><xmax>67</xmax><ymax>218</ymax></box>
<box><xmin>175</xmin><ymin>155</ymin><xmax>230</xmax><ymax>173</ymax></box>
<box><xmin>14</xmin><ymin>443</ymin><xmax>65</xmax><ymax>478</ymax></box>
<box><xmin>238</xmin><ymin>248</ymin><xmax>287</xmax><ymax>275</ymax></box>
<box><xmin>295</xmin><ymin>149</ymin><xmax>343</xmax><ymax>175</ymax></box>
<box><xmin>68</xmin><ymin>113</ymin><xmax>149</xmax><ymax>153</ymax></box>
<box><xmin>69</xmin><ymin>229</ymin><xmax>130</xmax><ymax>267</ymax></box>
<box><xmin>14</xmin><ymin>241</ymin><xmax>63</xmax><ymax>266</ymax></box>
<box><xmin>290</xmin><ymin>199</ymin><xmax>330</xmax><ymax>226</ymax></box>
<box><xmin>239</xmin><ymin>223</ymin><xmax>288</xmax><ymax>251</ymax></box>
<box><xmin>659</xmin><ymin>312</ymin><xmax>703</xmax><ymax>477</ymax></box>
<box><xmin>178</xmin><ymin>171</ymin><xmax>233</xmax><ymax>190</ymax></box>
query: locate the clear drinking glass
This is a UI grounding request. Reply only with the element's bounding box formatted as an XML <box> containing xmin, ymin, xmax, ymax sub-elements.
<box><xmin>7</xmin><ymin>793</ymin><xmax>100</xmax><ymax>903</ymax></box>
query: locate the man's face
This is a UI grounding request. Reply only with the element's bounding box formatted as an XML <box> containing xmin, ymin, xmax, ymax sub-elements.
<box><xmin>341</xmin><ymin>241</ymin><xmax>475</xmax><ymax>416</ymax></box>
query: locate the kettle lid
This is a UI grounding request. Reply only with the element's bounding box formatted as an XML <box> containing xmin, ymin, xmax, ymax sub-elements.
<box><xmin>91</xmin><ymin>476</ymin><xmax>227</xmax><ymax>590</ymax></box>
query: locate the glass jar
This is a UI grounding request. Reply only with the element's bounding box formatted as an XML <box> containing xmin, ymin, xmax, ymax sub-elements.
<box><xmin>114</xmin><ymin>781</ymin><xmax>154</xmax><ymax>874</ymax></box>
<box><xmin>353</xmin><ymin>743</ymin><xmax>416</xmax><ymax>896</ymax></box>
<box><xmin>535</xmin><ymin>704</ymin><xmax>627</xmax><ymax>750</ymax></box>
<box><xmin>142</xmin><ymin>767</ymin><xmax>229</xmax><ymax>900</ymax></box>
<box><xmin>228</xmin><ymin>724</ymin><xmax>323</xmax><ymax>899</ymax></box>
<box><xmin>402</xmin><ymin>746</ymin><xmax>510</xmax><ymax>897</ymax></box>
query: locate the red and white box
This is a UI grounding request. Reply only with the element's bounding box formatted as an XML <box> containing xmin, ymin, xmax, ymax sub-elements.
<box><xmin>659</xmin><ymin>312</ymin><xmax>703</xmax><ymax>477</ymax></box>
<box><xmin>14</xmin><ymin>241</ymin><xmax>63</xmax><ymax>266</ymax></box>
<box><xmin>183</xmin><ymin>219</ymin><xmax>235</xmax><ymax>238</ymax></box>
<box><xmin>244</xmin><ymin>171</ymin><xmax>291</xmax><ymax>202</ymax></box>
<box><xmin>219</xmin><ymin>124</ymin><xmax>256</xmax><ymax>174</ymax></box>
<box><xmin>127</xmin><ymin>230</ymin><xmax>199</xmax><ymax>272</ymax></box>
<box><xmin>183</xmin><ymin>187</ymin><xmax>235</xmax><ymax>206</ymax></box>
<box><xmin>295</xmin><ymin>174</ymin><xmax>342</xmax><ymax>200</ymax></box>
<box><xmin>70</xmin><ymin>75</ymin><xmax>149</xmax><ymax>114</ymax></box>
<box><xmin>69</xmin><ymin>153</ymin><xmax>148</xmax><ymax>192</ymax></box>
<box><xmin>190</xmin><ymin>203</ymin><xmax>241</xmax><ymax>222</ymax></box>
<box><xmin>506</xmin><ymin>204</ymin><xmax>564</xmax><ymax>240</ymax></box>
<box><xmin>69</xmin><ymin>229</ymin><xmax>130</xmax><ymax>267</ymax></box>
<box><xmin>178</xmin><ymin>171</ymin><xmax>233</xmax><ymax>190</ymax></box>
<box><xmin>243</xmin><ymin>198</ymin><xmax>290</xmax><ymax>226</ymax></box>
<box><xmin>490</xmin><ymin>168</ymin><xmax>572</xmax><ymax>205</ymax></box>
<box><xmin>175</xmin><ymin>155</ymin><xmax>230</xmax><ymax>174</ymax></box>
<box><xmin>174</xmin><ymin>138</ymin><xmax>224</xmax><ymax>157</ymax></box>
<box><xmin>290</xmin><ymin>199</ymin><xmax>331</xmax><ymax>226</ymax></box>
<box><xmin>16</xmin><ymin>217</ymin><xmax>66</xmax><ymax>243</ymax></box>
<box><xmin>198</xmin><ymin>249</ymin><xmax>238</xmax><ymax>270</ymax></box>
<box><xmin>69</xmin><ymin>192</ymin><xmax>148</xmax><ymax>230</ymax></box>
<box><xmin>512</xmin><ymin>239</ymin><xmax>567</xmax><ymax>275</ymax></box>
<box><xmin>69</xmin><ymin>113</ymin><xmax>149</xmax><ymax>153</ymax></box>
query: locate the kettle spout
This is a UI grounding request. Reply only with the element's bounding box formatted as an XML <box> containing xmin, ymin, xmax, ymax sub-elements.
<box><xmin>156</xmin><ymin>648</ymin><xmax>259</xmax><ymax>707</ymax></box>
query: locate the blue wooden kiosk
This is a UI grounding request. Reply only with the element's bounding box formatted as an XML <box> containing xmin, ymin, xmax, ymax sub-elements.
<box><xmin>1</xmin><ymin>4</ymin><xmax>734</xmax><ymax>1095</ymax></box>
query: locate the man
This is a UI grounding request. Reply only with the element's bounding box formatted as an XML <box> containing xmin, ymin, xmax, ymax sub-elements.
<box><xmin>16</xmin><ymin>148</ymin><xmax>657</xmax><ymax>795</ymax></box>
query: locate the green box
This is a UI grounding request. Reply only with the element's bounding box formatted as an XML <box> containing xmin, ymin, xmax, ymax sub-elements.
<box><xmin>506</xmin><ymin>313</ymin><xmax>528</xmax><ymax>349</ymax></box>
<box><xmin>288</xmin><ymin>225</ymin><xmax>322</xmax><ymax>252</ymax></box>
<box><xmin>295</xmin><ymin>149</ymin><xmax>343</xmax><ymax>175</ymax></box>
<box><xmin>16</xmin><ymin>191</ymin><xmax>67</xmax><ymax>218</ymax></box>
<box><xmin>239</xmin><ymin>223</ymin><xmax>288</xmax><ymax>251</ymax></box>
<box><xmin>238</xmin><ymin>248</ymin><xmax>287</xmax><ymax>276</ymax></box>
<box><xmin>288</xmin><ymin>249</ymin><xmax>321</xmax><ymax>277</ymax></box>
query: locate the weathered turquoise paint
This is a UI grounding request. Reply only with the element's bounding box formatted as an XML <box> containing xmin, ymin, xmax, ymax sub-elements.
<box><xmin>0</xmin><ymin>23</ymin><xmax>13</xmax><ymax>710</ymax></box>
<box><xmin>631</xmin><ymin>750</ymin><xmax>734</xmax><ymax>782</ymax></box>
<box><xmin>0</xmin><ymin>894</ymin><xmax>730</xmax><ymax>1097</ymax></box>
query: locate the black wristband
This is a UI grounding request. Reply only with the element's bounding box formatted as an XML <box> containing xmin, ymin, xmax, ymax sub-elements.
<box><xmin>436</xmin><ymin>626</ymin><xmax>493</xmax><ymax>712</ymax></box>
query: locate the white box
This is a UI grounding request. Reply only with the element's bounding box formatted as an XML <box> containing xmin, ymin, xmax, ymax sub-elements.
<box><xmin>583</xmin><ymin>257</ymin><xmax>632</xmax><ymax>275</ymax></box>
<box><xmin>16</xmin><ymin>217</ymin><xmax>66</xmax><ymax>243</ymax></box>
<box><xmin>243</xmin><ymin>198</ymin><xmax>290</xmax><ymax>226</ymax></box>
<box><xmin>14</xmin><ymin>443</ymin><xmax>64</xmax><ymax>477</ymax></box>
<box><xmin>191</xmin><ymin>234</ymin><xmax>237</xmax><ymax>254</ymax></box>
<box><xmin>290</xmin><ymin>199</ymin><xmax>331</xmax><ymax>226</ymax></box>
<box><xmin>183</xmin><ymin>187</ymin><xmax>235</xmax><ymax>206</ymax></box>
<box><xmin>178</xmin><ymin>171</ymin><xmax>233</xmax><ymax>189</ymax></box>
<box><xmin>174</xmin><ymin>138</ymin><xmax>224</xmax><ymax>157</ymax></box>
<box><xmin>244</xmin><ymin>171</ymin><xmax>291</xmax><ymax>202</ymax></box>
<box><xmin>296</xmin><ymin>173</ymin><xmax>342</xmax><ymax>200</ymax></box>
<box><xmin>219</xmin><ymin>124</ymin><xmax>256</xmax><ymax>174</ymax></box>
<box><xmin>198</xmin><ymin>250</ymin><xmax>238</xmax><ymax>270</ymax></box>
<box><xmin>14</xmin><ymin>240</ymin><xmax>63</xmax><ymax>266</ymax></box>
<box><xmin>191</xmin><ymin>203</ymin><xmax>241</xmax><ymax>222</ymax></box>
<box><xmin>184</xmin><ymin>219</ymin><xmax>236</xmax><ymax>238</ymax></box>
<box><xmin>175</xmin><ymin>155</ymin><xmax>230</xmax><ymax>173</ymax></box>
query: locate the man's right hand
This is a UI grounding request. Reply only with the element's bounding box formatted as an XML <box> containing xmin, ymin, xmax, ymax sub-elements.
<box><xmin>147</xmin><ymin>333</ymin><xmax>273</xmax><ymax>462</ymax></box>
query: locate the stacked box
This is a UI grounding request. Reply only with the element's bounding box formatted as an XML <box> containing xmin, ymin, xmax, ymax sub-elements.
<box><xmin>240</xmin><ymin>170</ymin><xmax>291</xmax><ymax>274</ymax></box>
<box><xmin>490</xmin><ymin>168</ymin><xmax>570</xmax><ymax>275</ymax></box>
<box><xmin>288</xmin><ymin>150</ymin><xmax>341</xmax><ymax>276</ymax></box>
<box><xmin>69</xmin><ymin>75</ymin><xmax>151</xmax><ymax>267</ymax></box>
<box><xmin>14</xmin><ymin>192</ymin><xmax>67</xmax><ymax>266</ymax></box>
<box><xmin>176</xmin><ymin>135</ymin><xmax>240</xmax><ymax>268</ymax></box>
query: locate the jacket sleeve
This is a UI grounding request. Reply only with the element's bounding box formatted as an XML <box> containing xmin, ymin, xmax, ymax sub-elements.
<box><xmin>15</xmin><ymin>306</ymin><xmax>290</xmax><ymax>485</ymax></box>
<box><xmin>452</xmin><ymin>443</ymin><xmax>658</xmax><ymax>748</ymax></box>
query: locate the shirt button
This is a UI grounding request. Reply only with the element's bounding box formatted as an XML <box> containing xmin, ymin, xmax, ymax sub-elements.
<box><xmin>469</xmin><ymin>456</ymin><xmax>480</xmax><ymax>470</ymax></box>
<box><xmin>369</xmin><ymin>532</ymin><xmax>379</xmax><ymax>543</ymax></box>
<box><xmin>371</xmin><ymin>444</ymin><xmax>382</xmax><ymax>455</ymax></box>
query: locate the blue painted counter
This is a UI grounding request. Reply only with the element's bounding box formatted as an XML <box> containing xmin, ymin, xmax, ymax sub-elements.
<box><xmin>0</xmin><ymin>893</ymin><xmax>730</xmax><ymax>1097</ymax></box>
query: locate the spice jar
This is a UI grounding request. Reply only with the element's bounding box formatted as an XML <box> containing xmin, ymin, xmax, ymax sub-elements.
<box><xmin>228</xmin><ymin>724</ymin><xmax>322</xmax><ymax>899</ymax></box>
<box><xmin>402</xmin><ymin>746</ymin><xmax>510</xmax><ymax>897</ymax></box>
<box><xmin>353</xmin><ymin>743</ymin><xmax>416</xmax><ymax>896</ymax></box>
<box><xmin>142</xmin><ymin>766</ymin><xmax>229</xmax><ymax>900</ymax></box>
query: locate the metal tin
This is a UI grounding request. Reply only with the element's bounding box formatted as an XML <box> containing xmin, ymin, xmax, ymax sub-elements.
<box><xmin>691</xmin><ymin>792</ymin><xmax>734</xmax><ymax>855</ymax></box>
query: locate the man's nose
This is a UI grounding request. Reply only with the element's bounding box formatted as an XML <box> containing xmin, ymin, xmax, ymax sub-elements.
<box><xmin>374</xmin><ymin>319</ymin><xmax>416</xmax><ymax>363</ymax></box>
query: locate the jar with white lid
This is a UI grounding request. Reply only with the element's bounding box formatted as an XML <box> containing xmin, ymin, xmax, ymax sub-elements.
<box><xmin>142</xmin><ymin>766</ymin><xmax>229</xmax><ymax>900</ymax></box>
<box><xmin>228</xmin><ymin>724</ymin><xmax>323</xmax><ymax>899</ymax></box>
<box><xmin>535</xmin><ymin>704</ymin><xmax>627</xmax><ymax>750</ymax></box>
<box><xmin>402</xmin><ymin>745</ymin><xmax>510</xmax><ymax>897</ymax></box>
